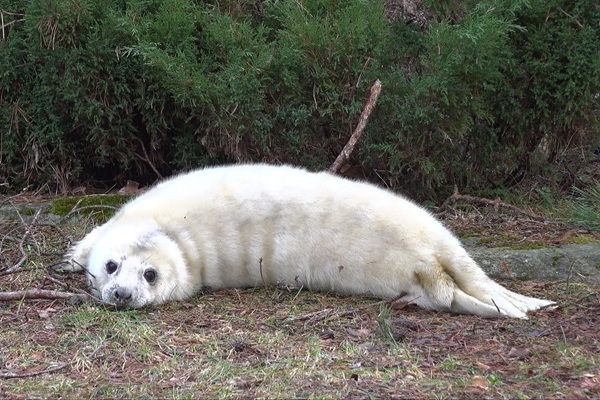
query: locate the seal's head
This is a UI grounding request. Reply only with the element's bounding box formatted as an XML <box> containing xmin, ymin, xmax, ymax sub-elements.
<box><xmin>86</xmin><ymin>224</ymin><xmax>194</xmax><ymax>308</ymax></box>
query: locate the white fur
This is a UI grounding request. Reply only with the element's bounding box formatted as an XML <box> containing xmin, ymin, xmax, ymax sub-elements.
<box><xmin>65</xmin><ymin>164</ymin><xmax>555</xmax><ymax>317</ymax></box>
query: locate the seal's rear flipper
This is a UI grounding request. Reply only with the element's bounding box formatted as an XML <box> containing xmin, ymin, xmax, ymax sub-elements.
<box><xmin>451</xmin><ymin>281</ymin><xmax>556</xmax><ymax>319</ymax></box>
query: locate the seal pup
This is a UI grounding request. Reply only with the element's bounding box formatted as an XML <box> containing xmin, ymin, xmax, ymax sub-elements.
<box><xmin>64</xmin><ymin>164</ymin><xmax>555</xmax><ymax>318</ymax></box>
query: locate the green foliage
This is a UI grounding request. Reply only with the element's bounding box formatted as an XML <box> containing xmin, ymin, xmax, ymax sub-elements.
<box><xmin>502</xmin><ymin>0</ymin><xmax>600</xmax><ymax>159</ymax></box>
<box><xmin>375</xmin><ymin>302</ymin><xmax>397</xmax><ymax>343</ymax></box>
<box><xmin>570</xmin><ymin>184</ymin><xmax>600</xmax><ymax>231</ymax></box>
<box><xmin>1</xmin><ymin>0</ymin><xmax>154</xmax><ymax>191</ymax></box>
<box><xmin>365</xmin><ymin>0</ymin><xmax>600</xmax><ymax>199</ymax></box>
<box><xmin>365</xmin><ymin>1</ymin><xmax>520</xmax><ymax>196</ymax></box>
<box><xmin>1</xmin><ymin>0</ymin><xmax>599</xmax><ymax>200</ymax></box>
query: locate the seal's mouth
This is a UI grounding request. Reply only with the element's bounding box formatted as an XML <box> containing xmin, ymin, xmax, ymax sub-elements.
<box><xmin>99</xmin><ymin>285</ymin><xmax>155</xmax><ymax>309</ymax></box>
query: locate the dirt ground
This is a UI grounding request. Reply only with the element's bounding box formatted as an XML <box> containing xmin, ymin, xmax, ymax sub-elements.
<box><xmin>0</xmin><ymin>275</ymin><xmax>598</xmax><ymax>399</ymax></box>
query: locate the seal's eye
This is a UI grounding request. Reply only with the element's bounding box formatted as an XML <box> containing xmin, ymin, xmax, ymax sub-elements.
<box><xmin>106</xmin><ymin>261</ymin><xmax>118</xmax><ymax>274</ymax></box>
<box><xmin>143</xmin><ymin>269</ymin><xmax>157</xmax><ymax>284</ymax></box>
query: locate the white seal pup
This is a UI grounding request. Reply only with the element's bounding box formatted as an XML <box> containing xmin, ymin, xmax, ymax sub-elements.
<box><xmin>64</xmin><ymin>164</ymin><xmax>555</xmax><ymax>318</ymax></box>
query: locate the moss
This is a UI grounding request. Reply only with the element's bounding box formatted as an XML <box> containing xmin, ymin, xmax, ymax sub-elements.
<box><xmin>503</xmin><ymin>243</ymin><xmax>547</xmax><ymax>250</ymax></box>
<box><xmin>462</xmin><ymin>234</ymin><xmax>553</xmax><ymax>250</ymax></box>
<box><xmin>456</xmin><ymin>231</ymin><xmax>483</xmax><ymax>239</ymax></box>
<box><xmin>474</xmin><ymin>234</ymin><xmax>523</xmax><ymax>247</ymax></box>
<box><xmin>551</xmin><ymin>255</ymin><xmax>564</xmax><ymax>268</ymax></box>
<box><xmin>473</xmin><ymin>237</ymin><xmax>494</xmax><ymax>245</ymax></box>
<box><xmin>563</xmin><ymin>235</ymin><xmax>600</xmax><ymax>245</ymax></box>
<box><xmin>52</xmin><ymin>194</ymin><xmax>130</xmax><ymax>222</ymax></box>
<box><xmin>23</xmin><ymin>208</ymin><xmax>37</xmax><ymax>216</ymax></box>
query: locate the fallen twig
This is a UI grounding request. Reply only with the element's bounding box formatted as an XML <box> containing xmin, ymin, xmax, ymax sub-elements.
<box><xmin>1</xmin><ymin>9</ymin><xmax>26</xmax><ymax>43</ymax></box>
<box><xmin>0</xmin><ymin>193</ymin><xmax>22</xmax><ymax>209</ymax></box>
<box><xmin>1</xmin><ymin>363</ymin><xmax>69</xmax><ymax>379</ymax></box>
<box><xmin>0</xmin><ymin>288</ymin><xmax>91</xmax><ymax>302</ymax></box>
<box><xmin>440</xmin><ymin>186</ymin><xmax>546</xmax><ymax>221</ymax></box>
<box><xmin>5</xmin><ymin>208</ymin><xmax>41</xmax><ymax>273</ymax></box>
<box><xmin>0</xmin><ymin>266</ymin><xmax>44</xmax><ymax>277</ymax></box>
<box><xmin>558</xmin><ymin>7</ymin><xmax>583</xmax><ymax>28</ymax></box>
<box><xmin>329</xmin><ymin>79</ymin><xmax>382</xmax><ymax>174</ymax></box>
<box><xmin>281</xmin><ymin>307</ymin><xmax>361</xmax><ymax>324</ymax></box>
<box><xmin>281</xmin><ymin>294</ymin><xmax>417</xmax><ymax>324</ymax></box>
<box><xmin>63</xmin><ymin>204</ymin><xmax>118</xmax><ymax>220</ymax></box>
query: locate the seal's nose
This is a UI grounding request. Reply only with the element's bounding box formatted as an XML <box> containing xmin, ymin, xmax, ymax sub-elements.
<box><xmin>113</xmin><ymin>287</ymin><xmax>133</xmax><ymax>304</ymax></box>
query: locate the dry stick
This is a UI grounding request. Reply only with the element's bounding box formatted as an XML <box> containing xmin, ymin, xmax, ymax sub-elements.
<box><xmin>5</xmin><ymin>208</ymin><xmax>42</xmax><ymax>273</ymax></box>
<box><xmin>558</xmin><ymin>7</ymin><xmax>583</xmax><ymax>28</ymax></box>
<box><xmin>282</xmin><ymin>294</ymin><xmax>419</xmax><ymax>324</ymax></box>
<box><xmin>442</xmin><ymin>186</ymin><xmax>546</xmax><ymax>222</ymax></box>
<box><xmin>0</xmin><ymin>193</ymin><xmax>23</xmax><ymax>210</ymax></box>
<box><xmin>44</xmin><ymin>274</ymin><xmax>72</xmax><ymax>290</ymax></box>
<box><xmin>64</xmin><ymin>204</ymin><xmax>118</xmax><ymax>220</ymax></box>
<box><xmin>0</xmin><ymin>288</ymin><xmax>90</xmax><ymax>302</ymax></box>
<box><xmin>501</xmin><ymin>260</ymin><xmax>516</xmax><ymax>281</ymax></box>
<box><xmin>490</xmin><ymin>298</ymin><xmax>502</xmax><ymax>316</ymax></box>
<box><xmin>329</xmin><ymin>79</ymin><xmax>382</xmax><ymax>174</ymax></box>
<box><xmin>1</xmin><ymin>363</ymin><xmax>70</xmax><ymax>379</ymax></box>
<box><xmin>0</xmin><ymin>266</ymin><xmax>44</xmax><ymax>277</ymax></box>
<box><xmin>134</xmin><ymin>136</ymin><xmax>163</xmax><ymax>180</ymax></box>
<box><xmin>0</xmin><ymin>9</ymin><xmax>26</xmax><ymax>16</ymax></box>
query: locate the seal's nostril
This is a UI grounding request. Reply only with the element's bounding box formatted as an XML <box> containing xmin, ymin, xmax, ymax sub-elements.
<box><xmin>114</xmin><ymin>287</ymin><xmax>132</xmax><ymax>303</ymax></box>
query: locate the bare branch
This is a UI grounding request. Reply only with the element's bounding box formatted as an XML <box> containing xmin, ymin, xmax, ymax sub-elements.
<box><xmin>0</xmin><ymin>288</ymin><xmax>91</xmax><ymax>302</ymax></box>
<box><xmin>329</xmin><ymin>79</ymin><xmax>382</xmax><ymax>174</ymax></box>
<box><xmin>134</xmin><ymin>137</ymin><xmax>163</xmax><ymax>180</ymax></box>
<box><xmin>558</xmin><ymin>7</ymin><xmax>583</xmax><ymax>28</ymax></box>
<box><xmin>440</xmin><ymin>187</ymin><xmax>546</xmax><ymax>222</ymax></box>
<box><xmin>63</xmin><ymin>204</ymin><xmax>118</xmax><ymax>220</ymax></box>
<box><xmin>5</xmin><ymin>208</ymin><xmax>41</xmax><ymax>273</ymax></box>
<box><xmin>2</xmin><ymin>263</ymin><xmax>95</xmax><ymax>300</ymax></box>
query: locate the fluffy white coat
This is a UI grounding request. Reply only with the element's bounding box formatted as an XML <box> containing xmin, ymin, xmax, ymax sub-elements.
<box><xmin>65</xmin><ymin>164</ymin><xmax>554</xmax><ymax>318</ymax></box>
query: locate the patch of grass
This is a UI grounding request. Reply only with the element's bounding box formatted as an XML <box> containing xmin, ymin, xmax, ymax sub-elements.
<box><xmin>438</xmin><ymin>355</ymin><xmax>460</xmax><ymax>372</ymax></box>
<box><xmin>1</xmin><ymin>281</ymin><xmax>599</xmax><ymax>398</ymax></box>
<box><xmin>375</xmin><ymin>302</ymin><xmax>396</xmax><ymax>343</ymax></box>
<box><xmin>570</xmin><ymin>184</ymin><xmax>600</xmax><ymax>231</ymax></box>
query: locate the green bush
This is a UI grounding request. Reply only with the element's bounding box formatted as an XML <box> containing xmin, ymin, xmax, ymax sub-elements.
<box><xmin>366</xmin><ymin>0</ymin><xmax>600</xmax><ymax>199</ymax></box>
<box><xmin>367</xmin><ymin>0</ymin><xmax>522</xmax><ymax>196</ymax></box>
<box><xmin>1</xmin><ymin>0</ymin><xmax>599</xmax><ymax>201</ymax></box>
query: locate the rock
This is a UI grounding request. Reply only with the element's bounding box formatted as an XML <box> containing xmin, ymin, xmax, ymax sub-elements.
<box><xmin>466</xmin><ymin>243</ymin><xmax>600</xmax><ymax>282</ymax></box>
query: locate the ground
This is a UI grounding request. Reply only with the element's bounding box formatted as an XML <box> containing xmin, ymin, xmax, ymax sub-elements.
<box><xmin>0</xmin><ymin>194</ymin><xmax>598</xmax><ymax>399</ymax></box>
